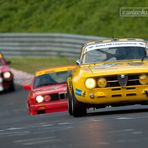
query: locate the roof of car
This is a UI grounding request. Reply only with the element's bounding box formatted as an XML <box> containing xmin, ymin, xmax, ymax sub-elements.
<box><xmin>81</xmin><ymin>38</ymin><xmax>146</xmax><ymax>53</ymax></box>
<box><xmin>35</xmin><ymin>65</ymin><xmax>77</xmax><ymax>77</ymax></box>
<box><xmin>83</xmin><ymin>38</ymin><xmax>145</xmax><ymax>47</ymax></box>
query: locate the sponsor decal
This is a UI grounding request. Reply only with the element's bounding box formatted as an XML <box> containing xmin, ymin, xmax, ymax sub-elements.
<box><xmin>76</xmin><ymin>89</ymin><xmax>82</xmax><ymax>96</ymax></box>
<box><xmin>85</xmin><ymin>41</ymin><xmax>146</xmax><ymax>53</ymax></box>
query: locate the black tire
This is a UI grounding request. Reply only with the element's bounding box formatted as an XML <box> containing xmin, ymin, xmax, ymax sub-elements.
<box><xmin>67</xmin><ymin>87</ymin><xmax>73</xmax><ymax>115</ymax></box>
<box><xmin>9</xmin><ymin>83</ymin><xmax>15</xmax><ymax>92</ymax></box>
<box><xmin>71</xmin><ymin>88</ymin><xmax>87</xmax><ymax>117</ymax></box>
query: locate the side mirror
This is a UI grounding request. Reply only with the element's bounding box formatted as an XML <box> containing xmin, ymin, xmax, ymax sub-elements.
<box><xmin>6</xmin><ymin>61</ymin><xmax>11</xmax><ymax>65</ymax></box>
<box><xmin>23</xmin><ymin>84</ymin><xmax>32</xmax><ymax>91</ymax></box>
<box><xmin>76</xmin><ymin>59</ymin><xmax>80</xmax><ymax>65</ymax></box>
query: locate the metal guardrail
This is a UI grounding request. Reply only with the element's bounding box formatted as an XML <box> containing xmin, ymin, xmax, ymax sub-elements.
<box><xmin>0</xmin><ymin>33</ymin><xmax>107</xmax><ymax>58</ymax></box>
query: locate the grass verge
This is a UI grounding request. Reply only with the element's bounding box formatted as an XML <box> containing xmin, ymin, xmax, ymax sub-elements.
<box><xmin>9</xmin><ymin>57</ymin><xmax>76</xmax><ymax>74</ymax></box>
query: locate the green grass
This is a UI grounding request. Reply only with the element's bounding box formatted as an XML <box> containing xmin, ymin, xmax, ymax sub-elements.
<box><xmin>0</xmin><ymin>0</ymin><xmax>148</xmax><ymax>38</ymax></box>
<box><xmin>9</xmin><ymin>57</ymin><xmax>76</xmax><ymax>74</ymax></box>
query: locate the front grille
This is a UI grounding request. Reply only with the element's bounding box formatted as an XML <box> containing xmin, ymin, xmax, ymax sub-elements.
<box><xmin>111</xmin><ymin>93</ymin><xmax>137</xmax><ymax>97</ymax></box>
<box><xmin>59</xmin><ymin>92</ymin><xmax>67</xmax><ymax>100</ymax></box>
<box><xmin>48</xmin><ymin>92</ymin><xmax>67</xmax><ymax>101</ymax></box>
<box><xmin>126</xmin><ymin>93</ymin><xmax>136</xmax><ymax>96</ymax></box>
<box><xmin>105</xmin><ymin>74</ymin><xmax>140</xmax><ymax>87</ymax></box>
<box><xmin>112</xmin><ymin>94</ymin><xmax>122</xmax><ymax>97</ymax></box>
<box><xmin>50</xmin><ymin>94</ymin><xmax>59</xmax><ymax>101</ymax></box>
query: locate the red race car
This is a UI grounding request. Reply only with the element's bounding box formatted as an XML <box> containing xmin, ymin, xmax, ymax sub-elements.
<box><xmin>0</xmin><ymin>53</ymin><xmax>15</xmax><ymax>92</ymax></box>
<box><xmin>23</xmin><ymin>65</ymin><xmax>76</xmax><ymax>115</ymax></box>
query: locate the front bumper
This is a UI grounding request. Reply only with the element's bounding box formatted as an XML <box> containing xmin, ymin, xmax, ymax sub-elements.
<box><xmin>75</xmin><ymin>85</ymin><xmax>148</xmax><ymax>105</ymax></box>
<box><xmin>29</xmin><ymin>100</ymin><xmax>68</xmax><ymax>115</ymax></box>
<box><xmin>0</xmin><ymin>77</ymin><xmax>14</xmax><ymax>91</ymax></box>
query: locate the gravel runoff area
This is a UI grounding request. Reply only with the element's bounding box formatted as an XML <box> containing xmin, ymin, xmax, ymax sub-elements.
<box><xmin>11</xmin><ymin>68</ymin><xmax>33</xmax><ymax>86</ymax></box>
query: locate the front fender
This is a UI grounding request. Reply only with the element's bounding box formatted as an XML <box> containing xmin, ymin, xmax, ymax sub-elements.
<box><xmin>67</xmin><ymin>77</ymin><xmax>73</xmax><ymax>95</ymax></box>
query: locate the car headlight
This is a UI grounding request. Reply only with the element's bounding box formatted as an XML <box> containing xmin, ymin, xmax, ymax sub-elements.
<box><xmin>36</xmin><ymin>96</ymin><xmax>44</xmax><ymax>103</ymax></box>
<box><xmin>97</xmin><ymin>77</ymin><xmax>107</xmax><ymax>88</ymax></box>
<box><xmin>85</xmin><ymin>78</ymin><xmax>96</xmax><ymax>89</ymax></box>
<box><xmin>139</xmin><ymin>74</ymin><xmax>148</xmax><ymax>85</ymax></box>
<box><xmin>3</xmin><ymin>72</ymin><xmax>11</xmax><ymax>79</ymax></box>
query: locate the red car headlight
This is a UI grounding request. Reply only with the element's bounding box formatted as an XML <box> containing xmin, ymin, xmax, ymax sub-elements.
<box><xmin>3</xmin><ymin>72</ymin><xmax>11</xmax><ymax>79</ymax></box>
<box><xmin>36</xmin><ymin>95</ymin><xmax>44</xmax><ymax>103</ymax></box>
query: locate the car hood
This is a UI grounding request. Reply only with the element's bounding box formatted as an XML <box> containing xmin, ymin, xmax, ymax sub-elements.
<box><xmin>82</xmin><ymin>61</ymin><xmax>148</xmax><ymax>76</ymax></box>
<box><xmin>0</xmin><ymin>65</ymin><xmax>10</xmax><ymax>73</ymax></box>
<box><xmin>33</xmin><ymin>83</ymin><xmax>67</xmax><ymax>96</ymax></box>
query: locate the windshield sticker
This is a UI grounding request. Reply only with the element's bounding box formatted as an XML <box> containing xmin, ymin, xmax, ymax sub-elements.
<box><xmin>85</xmin><ymin>41</ymin><xmax>146</xmax><ymax>53</ymax></box>
<box><xmin>76</xmin><ymin>89</ymin><xmax>82</xmax><ymax>96</ymax></box>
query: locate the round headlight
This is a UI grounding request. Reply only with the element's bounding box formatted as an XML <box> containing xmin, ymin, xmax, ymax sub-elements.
<box><xmin>3</xmin><ymin>72</ymin><xmax>11</xmax><ymax>79</ymax></box>
<box><xmin>139</xmin><ymin>74</ymin><xmax>148</xmax><ymax>85</ymax></box>
<box><xmin>85</xmin><ymin>78</ymin><xmax>96</xmax><ymax>89</ymax></box>
<box><xmin>97</xmin><ymin>77</ymin><xmax>107</xmax><ymax>88</ymax></box>
<box><xmin>36</xmin><ymin>96</ymin><xmax>44</xmax><ymax>103</ymax></box>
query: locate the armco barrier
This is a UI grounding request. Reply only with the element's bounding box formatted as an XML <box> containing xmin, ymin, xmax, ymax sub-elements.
<box><xmin>0</xmin><ymin>33</ymin><xmax>107</xmax><ymax>58</ymax></box>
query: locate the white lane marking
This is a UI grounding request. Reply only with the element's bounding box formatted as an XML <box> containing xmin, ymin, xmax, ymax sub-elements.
<box><xmin>7</xmin><ymin>127</ymin><xmax>24</xmax><ymax>131</ymax></box>
<box><xmin>116</xmin><ymin>117</ymin><xmax>134</xmax><ymax>120</ymax></box>
<box><xmin>15</xmin><ymin>137</ymin><xmax>55</xmax><ymax>143</ymax></box>
<box><xmin>14</xmin><ymin>137</ymin><xmax>60</xmax><ymax>146</ymax></box>
<box><xmin>116</xmin><ymin>115</ymin><xmax>148</xmax><ymax>120</ymax></box>
<box><xmin>23</xmin><ymin>139</ymin><xmax>60</xmax><ymax>146</ymax></box>
<box><xmin>109</xmin><ymin>128</ymin><xmax>135</xmax><ymax>134</ymax></box>
<box><xmin>98</xmin><ymin>142</ymin><xmax>110</xmax><ymax>145</ymax></box>
<box><xmin>7</xmin><ymin>131</ymin><xmax>30</xmax><ymax>136</ymax></box>
<box><xmin>0</xmin><ymin>127</ymin><xmax>29</xmax><ymax>137</ymax></box>
<box><xmin>132</xmin><ymin>131</ymin><xmax>143</xmax><ymax>135</ymax></box>
<box><xmin>0</xmin><ymin>131</ymin><xmax>30</xmax><ymax>137</ymax></box>
<box><xmin>57</xmin><ymin>122</ymin><xmax>71</xmax><ymax>125</ymax></box>
<box><xmin>117</xmin><ymin>136</ymin><xmax>148</xmax><ymax>144</ymax></box>
<box><xmin>91</xmin><ymin>119</ymin><xmax>104</xmax><ymax>122</ymax></box>
<box><xmin>109</xmin><ymin>129</ymin><xmax>143</xmax><ymax>137</ymax></box>
<box><xmin>2</xmin><ymin>123</ymin><xmax>51</xmax><ymax>131</ymax></box>
<box><xmin>0</xmin><ymin>122</ymin><xmax>71</xmax><ymax>137</ymax></box>
<box><xmin>41</xmin><ymin>124</ymin><xmax>53</xmax><ymax>127</ymax></box>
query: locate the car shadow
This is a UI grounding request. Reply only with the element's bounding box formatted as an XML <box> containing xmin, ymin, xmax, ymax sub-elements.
<box><xmin>87</xmin><ymin>106</ymin><xmax>148</xmax><ymax>117</ymax></box>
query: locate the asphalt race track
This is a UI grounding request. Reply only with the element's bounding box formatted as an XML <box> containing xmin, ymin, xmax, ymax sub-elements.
<box><xmin>1</xmin><ymin>85</ymin><xmax>148</xmax><ymax>148</ymax></box>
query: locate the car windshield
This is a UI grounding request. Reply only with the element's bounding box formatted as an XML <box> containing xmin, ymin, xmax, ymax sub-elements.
<box><xmin>82</xmin><ymin>46</ymin><xmax>147</xmax><ymax>64</ymax></box>
<box><xmin>33</xmin><ymin>70</ymin><xmax>72</xmax><ymax>88</ymax></box>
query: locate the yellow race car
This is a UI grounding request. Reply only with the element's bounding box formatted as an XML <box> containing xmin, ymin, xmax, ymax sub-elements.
<box><xmin>67</xmin><ymin>38</ymin><xmax>148</xmax><ymax>117</ymax></box>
